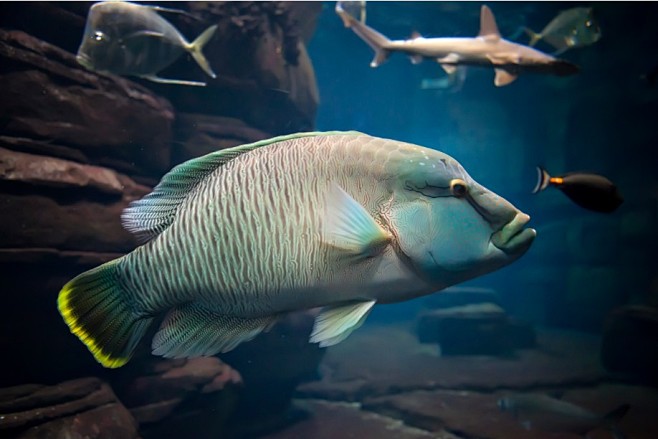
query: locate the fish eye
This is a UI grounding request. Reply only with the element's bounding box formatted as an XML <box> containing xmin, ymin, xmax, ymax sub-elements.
<box><xmin>450</xmin><ymin>179</ymin><xmax>468</xmax><ymax>197</ymax></box>
<box><xmin>93</xmin><ymin>31</ymin><xmax>107</xmax><ymax>42</ymax></box>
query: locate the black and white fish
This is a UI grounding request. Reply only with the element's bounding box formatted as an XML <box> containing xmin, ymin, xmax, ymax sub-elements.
<box><xmin>526</xmin><ymin>7</ymin><xmax>602</xmax><ymax>55</ymax></box>
<box><xmin>533</xmin><ymin>166</ymin><xmax>623</xmax><ymax>213</ymax></box>
<box><xmin>76</xmin><ymin>1</ymin><xmax>217</xmax><ymax>86</ymax></box>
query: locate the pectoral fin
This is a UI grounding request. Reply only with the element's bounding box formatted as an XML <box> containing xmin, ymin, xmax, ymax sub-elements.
<box><xmin>140</xmin><ymin>74</ymin><xmax>207</xmax><ymax>87</ymax></box>
<box><xmin>494</xmin><ymin>68</ymin><xmax>517</xmax><ymax>86</ymax></box>
<box><xmin>310</xmin><ymin>300</ymin><xmax>376</xmax><ymax>347</ymax></box>
<box><xmin>437</xmin><ymin>53</ymin><xmax>460</xmax><ymax>75</ymax></box>
<box><xmin>322</xmin><ymin>182</ymin><xmax>391</xmax><ymax>258</ymax></box>
<box><xmin>152</xmin><ymin>304</ymin><xmax>277</xmax><ymax>358</ymax></box>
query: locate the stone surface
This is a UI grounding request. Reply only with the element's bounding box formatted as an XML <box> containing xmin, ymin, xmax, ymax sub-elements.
<box><xmin>0</xmin><ymin>151</ymin><xmax>150</xmax><ymax>253</ymax></box>
<box><xmin>261</xmin><ymin>399</ymin><xmax>452</xmax><ymax>439</ymax></box>
<box><xmin>0</xmin><ymin>29</ymin><xmax>175</xmax><ymax>178</ymax></box>
<box><xmin>417</xmin><ymin>303</ymin><xmax>536</xmax><ymax>355</ymax></box>
<box><xmin>173</xmin><ymin>113</ymin><xmax>271</xmax><ymax>164</ymax></box>
<box><xmin>362</xmin><ymin>384</ymin><xmax>657</xmax><ymax>439</ymax></box>
<box><xmin>219</xmin><ymin>311</ymin><xmax>326</xmax><ymax>438</ymax></box>
<box><xmin>0</xmin><ymin>147</ymin><xmax>125</xmax><ymax>195</ymax></box>
<box><xmin>601</xmin><ymin>305</ymin><xmax>658</xmax><ymax>384</ymax></box>
<box><xmin>422</xmin><ymin>286</ymin><xmax>501</xmax><ymax>309</ymax></box>
<box><xmin>298</xmin><ymin>324</ymin><xmax>607</xmax><ymax>402</ymax></box>
<box><xmin>0</xmin><ymin>377</ymin><xmax>139</xmax><ymax>438</ymax></box>
<box><xmin>113</xmin><ymin>357</ymin><xmax>242</xmax><ymax>424</ymax></box>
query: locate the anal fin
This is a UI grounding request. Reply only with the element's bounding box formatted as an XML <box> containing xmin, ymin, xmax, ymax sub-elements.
<box><xmin>152</xmin><ymin>304</ymin><xmax>277</xmax><ymax>358</ymax></box>
<box><xmin>494</xmin><ymin>68</ymin><xmax>518</xmax><ymax>86</ymax></box>
<box><xmin>310</xmin><ymin>300</ymin><xmax>375</xmax><ymax>347</ymax></box>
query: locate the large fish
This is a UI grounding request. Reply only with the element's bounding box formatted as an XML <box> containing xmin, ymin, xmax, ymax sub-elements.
<box><xmin>58</xmin><ymin>132</ymin><xmax>536</xmax><ymax>368</ymax></box>
<box><xmin>76</xmin><ymin>1</ymin><xmax>217</xmax><ymax>86</ymax></box>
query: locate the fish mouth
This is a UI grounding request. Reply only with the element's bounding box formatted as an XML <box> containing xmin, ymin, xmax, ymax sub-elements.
<box><xmin>491</xmin><ymin>213</ymin><xmax>536</xmax><ymax>253</ymax></box>
<box><xmin>76</xmin><ymin>53</ymin><xmax>93</xmax><ymax>70</ymax></box>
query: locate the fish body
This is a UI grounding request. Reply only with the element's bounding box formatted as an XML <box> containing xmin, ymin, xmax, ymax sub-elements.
<box><xmin>77</xmin><ymin>1</ymin><xmax>217</xmax><ymax>86</ymax></box>
<box><xmin>526</xmin><ymin>7</ymin><xmax>602</xmax><ymax>54</ymax></box>
<box><xmin>336</xmin><ymin>3</ymin><xmax>579</xmax><ymax>87</ymax></box>
<box><xmin>498</xmin><ymin>393</ymin><xmax>629</xmax><ymax>437</ymax></box>
<box><xmin>533</xmin><ymin>166</ymin><xmax>623</xmax><ymax>213</ymax></box>
<box><xmin>58</xmin><ymin>132</ymin><xmax>535</xmax><ymax>368</ymax></box>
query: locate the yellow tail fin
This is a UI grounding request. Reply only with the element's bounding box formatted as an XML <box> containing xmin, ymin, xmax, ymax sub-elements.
<box><xmin>524</xmin><ymin>27</ymin><xmax>542</xmax><ymax>47</ymax></box>
<box><xmin>187</xmin><ymin>24</ymin><xmax>218</xmax><ymax>79</ymax></box>
<box><xmin>57</xmin><ymin>259</ymin><xmax>152</xmax><ymax>368</ymax></box>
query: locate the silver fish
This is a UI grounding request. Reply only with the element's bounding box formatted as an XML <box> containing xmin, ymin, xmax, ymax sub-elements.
<box><xmin>58</xmin><ymin>132</ymin><xmax>535</xmax><ymax>368</ymax></box>
<box><xmin>498</xmin><ymin>393</ymin><xmax>629</xmax><ymax>438</ymax></box>
<box><xmin>77</xmin><ymin>1</ymin><xmax>217</xmax><ymax>86</ymax></box>
<box><xmin>336</xmin><ymin>3</ymin><xmax>579</xmax><ymax>87</ymax></box>
<box><xmin>525</xmin><ymin>7</ymin><xmax>602</xmax><ymax>55</ymax></box>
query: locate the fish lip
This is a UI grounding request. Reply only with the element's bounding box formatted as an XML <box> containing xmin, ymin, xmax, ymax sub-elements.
<box><xmin>76</xmin><ymin>53</ymin><xmax>93</xmax><ymax>69</ymax></box>
<box><xmin>491</xmin><ymin>213</ymin><xmax>536</xmax><ymax>253</ymax></box>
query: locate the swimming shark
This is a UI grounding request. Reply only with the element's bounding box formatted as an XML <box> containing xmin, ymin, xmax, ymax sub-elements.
<box><xmin>336</xmin><ymin>3</ymin><xmax>580</xmax><ymax>86</ymax></box>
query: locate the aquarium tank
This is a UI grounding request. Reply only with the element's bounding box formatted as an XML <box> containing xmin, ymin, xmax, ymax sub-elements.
<box><xmin>0</xmin><ymin>2</ymin><xmax>657</xmax><ymax>438</ymax></box>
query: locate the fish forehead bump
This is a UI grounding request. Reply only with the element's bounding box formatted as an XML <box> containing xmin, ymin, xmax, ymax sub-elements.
<box><xmin>383</xmin><ymin>140</ymin><xmax>466</xmax><ymax>176</ymax></box>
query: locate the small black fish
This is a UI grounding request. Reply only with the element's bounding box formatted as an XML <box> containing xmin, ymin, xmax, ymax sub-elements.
<box><xmin>533</xmin><ymin>166</ymin><xmax>623</xmax><ymax>213</ymax></box>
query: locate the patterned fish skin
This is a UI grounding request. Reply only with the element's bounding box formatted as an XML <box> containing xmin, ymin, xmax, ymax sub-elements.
<box><xmin>116</xmin><ymin>132</ymin><xmax>532</xmax><ymax>319</ymax></box>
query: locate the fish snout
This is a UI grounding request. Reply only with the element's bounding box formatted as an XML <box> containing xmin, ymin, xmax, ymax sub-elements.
<box><xmin>76</xmin><ymin>53</ymin><xmax>93</xmax><ymax>70</ymax></box>
<box><xmin>491</xmin><ymin>213</ymin><xmax>536</xmax><ymax>253</ymax></box>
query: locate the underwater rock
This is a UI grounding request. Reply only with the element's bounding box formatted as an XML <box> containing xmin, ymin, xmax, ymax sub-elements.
<box><xmin>422</xmin><ymin>286</ymin><xmax>502</xmax><ymax>309</ymax></box>
<box><xmin>0</xmin><ymin>29</ymin><xmax>175</xmax><ymax>178</ymax></box>
<box><xmin>417</xmin><ymin>303</ymin><xmax>536</xmax><ymax>355</ymax></box>
<box><xmin>601</xmin><ymin>306</ymin><xmax>658</xmax><ymax>385</ymax></box>
<box><xmin>298</xmin><ymin>324</ymin><xmax>606</xmax><ymax>401</ymax></box>
<box><xmin>220</xmin><ymin>312</ymin><xmax>326</xmax><ymax>438</ymax></box>
<box><xmin>112</xmin><ymin>357</ymin><xmax>242</xmax><ymax>428</ymax></box>
<box><xmin>260</xmin><ymin>399</ymin><xmax>447</xmax><ymax>439</ymax></box>
<box><xmin>362</xmin><ymin>389</ymin><xmax>567</xmax><ymax>439</ymax></box>
<box><xmin>0</xmin><ymin>377</ymin><xmax>139</xmax><ymax>439</ymax></box>
<box><xmin>146</xmin><ymin>1</ymin><xmax>320</xmax><ymax>135</ymax></box>
<box><xmin>0</xmin><ymin>150</ymin><xmax>150</xmax><ymax>253</ymax></box>
<box><xmin>173</xmin><ymin>113</ymin><xmax>270</xmax><ymax>163</ymax></box>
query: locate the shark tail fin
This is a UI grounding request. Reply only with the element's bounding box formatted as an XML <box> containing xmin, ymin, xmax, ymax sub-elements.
<box><xmin>532</xmin><ymin>166</ymin><xmax>552</xmax><ymax>194</ymax></box>
<box><xmin>336</xmin><ymin>1</ymin><xmax>392</xmax><ymax>68</ymax></box>
<box><xmin>524</xmin><ymin>27</ymin><xmax>542</xmax><ymax>46</ymax></box>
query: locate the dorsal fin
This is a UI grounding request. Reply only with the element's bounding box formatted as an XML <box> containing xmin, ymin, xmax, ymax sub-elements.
<box><xmin>410</xmin><ymin>31</ymin><xmax>422</xmax><ymax>40</ymax></box>
<box><xmin>478</xmin><ymin>5</ymin><xmax>501</xmax><ymax>40</ymax></box>
<box><xmin>122</xmin><ymin>131</ymin><xmax>350</xmax><ymax>243</ymax></box>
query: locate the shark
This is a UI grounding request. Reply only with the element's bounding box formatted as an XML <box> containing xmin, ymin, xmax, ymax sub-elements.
<box><xmin>336</xmin><ymin>3</ymin><xmax>580</xmax><ymax>86</ymax></box>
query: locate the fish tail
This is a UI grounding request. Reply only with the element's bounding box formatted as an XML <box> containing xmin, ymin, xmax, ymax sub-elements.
<box><xmin>532</xmin><ymin>166</ymin><xmax>552</xmax><ymax>194</ymax></box>
<box><xmin>187</xmin><ymin>24</ymin><xmax>218</xmax><ymax>79</ymax></box>
<box><xmin>524</xmin><ymin>27</ymin><xmax>541</xmax><ymax>46</ymax></box>
<box><xmin>57</xmin><ymin>258</ymin><xmax>153</xmax><ymax>368</ymax></box>
<box><xmin>336</xmin><ymin>2</ymin><xmax>391</xmax><ymax>68</ymax></box>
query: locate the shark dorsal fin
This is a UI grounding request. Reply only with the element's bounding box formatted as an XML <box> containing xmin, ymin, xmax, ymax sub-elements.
<box><xmin>478</xmin><ymin>5</ymin><xmax>501</xmax><ymax>41</ymax></box>
<box><xmin>410</xmin><ymin>31</ymin><xmax>422</xmax><ymax>40</ymax></box>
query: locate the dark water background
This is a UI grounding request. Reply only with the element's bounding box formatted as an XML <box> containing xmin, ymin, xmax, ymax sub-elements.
<box><xmin>309</xmin><ymin>1</ymin><xmax>658</xmax><ymax>332</ymax></box>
